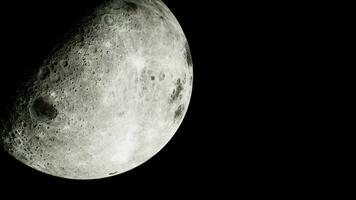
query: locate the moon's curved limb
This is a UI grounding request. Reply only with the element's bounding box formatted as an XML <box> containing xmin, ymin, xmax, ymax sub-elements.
<box><xmin>0</xmin><ymin>0</ymin><xmax>192</xmax><ymax>179</ymax></box>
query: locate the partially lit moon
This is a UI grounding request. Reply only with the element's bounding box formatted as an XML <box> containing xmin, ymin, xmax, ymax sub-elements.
<box><xmin>0</xmin><ymin>0</ymin><xmax>193</xmax><ymax>179</ymax></box>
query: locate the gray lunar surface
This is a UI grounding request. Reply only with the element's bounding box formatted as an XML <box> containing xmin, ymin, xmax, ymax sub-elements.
<box><xmin>0</xmin><ymin>0</ymin><xmax>193</xmax><ymax>179</ymax></box>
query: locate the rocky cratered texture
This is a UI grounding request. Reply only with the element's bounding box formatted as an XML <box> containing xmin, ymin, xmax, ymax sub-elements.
<box><xmin>0</xmin><ymin>0</ymin><xmax>192</xmax><ymax>179</ymax></box>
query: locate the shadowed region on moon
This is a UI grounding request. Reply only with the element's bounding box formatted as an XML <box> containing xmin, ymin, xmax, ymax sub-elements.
<box><xmin>0</xmin><ymin>0</ymin><xmax>193</xmax><ymax>180</ymax></box>
<box><xmin>174</xmin><ymin>104</ymin><xmax>185</xmax><ymax>120</ymax></box>
<box><xmin>123</xmin><ymin>1</ymin><xmax>138</xmax><ymax>11</ymax></box>
<box><xmin>31</xmin><ymin>97</ymin><xmax>58</xmax><ymax>121</ymax></box>
<box><xmin>170</xmin><ymin>78</ymin><xmax>184</xmax><ymax>103</ymax></box>
<box><xmin>185</xmin><ymin>42</ymin><xmax>193</xmax><ymax>67</ymax></box>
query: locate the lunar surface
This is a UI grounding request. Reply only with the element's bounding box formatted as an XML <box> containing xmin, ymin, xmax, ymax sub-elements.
<box><xmin>0</xmin><ymin>0</ymin><xmax>192</xmax><ymax>179</ymax></box>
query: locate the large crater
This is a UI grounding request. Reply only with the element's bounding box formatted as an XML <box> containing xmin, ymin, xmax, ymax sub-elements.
<box><xmin>30</xmin><ymin>97</ymin><xmax>58</xmax><ymax>121</ymax></box>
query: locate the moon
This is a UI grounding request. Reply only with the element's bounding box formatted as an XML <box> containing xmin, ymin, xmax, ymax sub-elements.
<box><xmin>0</xmin><ymin>0</ymin><xmax>193</xmax><ymax>179</ymax></box>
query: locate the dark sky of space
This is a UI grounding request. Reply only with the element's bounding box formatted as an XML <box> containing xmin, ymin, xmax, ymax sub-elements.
<box><xmin>0</xmin><ymin>0</ymin><xmax>298</xmax><ymax>197</ymax></box>
<box><xmin>0</xmin><ymin>0</ymin><xmax>225</xmax><ymax>194</ymax></box>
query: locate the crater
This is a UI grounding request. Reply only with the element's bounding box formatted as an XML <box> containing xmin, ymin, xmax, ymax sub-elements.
<box><xmin>31</xmin><ymin>97</ymin><xmax>58</xmax><ymax>121</ymax></box>
<box><xmin>159</xmin><ymin>72</ymin><xmax>165</xmax><ymax>81</ymax></box>
<box><xmin>60</xmin><ymin>60</ymin><xmax>68</xmax><ymax>68</ymax></box>
<box><xmin>174</xmin><ymin>105</ymin><xmax>185</xmax><ymax>120</ymax></box>
<box><xmin>103</xmin><ymin>14</ymin><xmax>115</xmax><ymax>26</ymax></box>
<box><xmin>109</xmin><ymin>171</ymin><xmax>118</xmax><ymax>176</ymax></box>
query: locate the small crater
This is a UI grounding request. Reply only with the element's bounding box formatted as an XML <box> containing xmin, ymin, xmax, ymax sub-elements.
<box><xmin>103</xmin><ymin>14</ymin><xmax>114</xmax><ymax>26</ymax></box>
<box><xmin>151</xmin><ymin>76</ymin><xmax>155</xmax><ymax>81</ymax></box>
<box><xmin>60</xmin><ymin>60</ymin><xmax>68</xmax><ymax>68</ymax></box>
<box><xmin>159</xmin><ymin>72</ymin><xmax>165</xmax><ymax>81</ymax></box>
<box><xmin>109</xmin><ymin>171</ymin><xmax>118</xmax><ymax>176</ymax></box>
<box><xmin>31</xmin><ymin>97</ymin><xmax>58</xmax><ymax>121</ymax></box>
<box><xmin>174</xmin><ymin>105</ymin><xmax>185</xmax><ymax>120</ymax></box>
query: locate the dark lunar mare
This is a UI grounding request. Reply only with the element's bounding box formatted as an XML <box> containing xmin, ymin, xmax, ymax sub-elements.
<box><xmin>31</xmin><ymin>97</ymin><xmax>58</xmax><ymax>121</ymax></box>
<box><xmin>170</xmin><ymin>79</ymin><xmax>184</xmax><ymax>103</ymax></box>
<box><xmin>174</xmin><ymin>104</ymin><xmax>185</xmax><ymax>120</ymax></box>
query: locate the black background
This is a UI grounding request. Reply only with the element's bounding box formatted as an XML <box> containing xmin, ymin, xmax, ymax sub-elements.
<box><xmin>0</xmin><ymin>0</ymin><xmax>232</xmax><ymax>196</ymax></box>
<box><xmin>0</xmin><ymin>0</ymin><xmax>325</xmax><ymax>197</ymax></box>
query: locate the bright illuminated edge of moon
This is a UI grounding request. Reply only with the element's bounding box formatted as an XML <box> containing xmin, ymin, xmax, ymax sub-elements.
<box><xmin>0</xmin><ymin>0</ymin><xmax>193</xmax><ymax>180</ymax></box>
